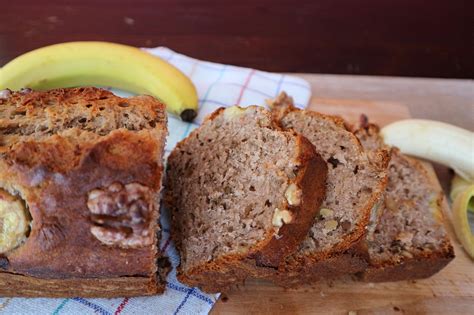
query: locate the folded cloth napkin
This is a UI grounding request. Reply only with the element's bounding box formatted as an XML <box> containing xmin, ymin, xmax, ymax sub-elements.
<box><xmin>0</xmin><ymin>47</ymin><xmax>312</xmax><ymax>315</ymax></box>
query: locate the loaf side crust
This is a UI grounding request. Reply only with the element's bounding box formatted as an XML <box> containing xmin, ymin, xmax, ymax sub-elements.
<box><xmin>0</xmin><ymin>273</ymin><xmax>164</xmax><ymax>297</ymax></box>
<box><xmin>0</xmin><ymin>88</ymin><xmax>169</xmax><ymax>296</ymax></box>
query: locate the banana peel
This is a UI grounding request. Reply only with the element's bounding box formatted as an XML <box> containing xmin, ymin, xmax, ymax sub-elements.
<box><xmin>0</xmin><ymin>41</ymin><xmax>198</xmax><ymax>121</ymax></box>
<box><xmin>451</xmin><ymin>175</ymin><xmax>474</xmax><ymax>213</ymax></box>
<box><xmin>451</xmin><ymin>179</ymin><xmax>474</xmax><ymax>259</ymax></box>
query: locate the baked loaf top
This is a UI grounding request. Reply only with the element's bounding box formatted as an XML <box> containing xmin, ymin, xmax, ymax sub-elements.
<box><xmin>0</xmin><ymin>87</ymin><xmax>167</xmax><ymax>280</ymax></box>
<box><xmin>354</xmin><ymin>121</ymin><xmax>454</xmax><ymax>280</ymax></box>
<box><xmin>165</xmin><ymin>106</ymin><xmax>327</xmax><ymax>292</ymax></box>
<box><xmin>269</xmin><ymin>93</ymin><xmax>389</xmax><ymax>266</ymax></box>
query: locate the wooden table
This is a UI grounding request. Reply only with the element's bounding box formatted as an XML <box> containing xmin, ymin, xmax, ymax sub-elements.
<box><xmin>211</xmin><ymin>74</ymin><xmax>474</xmax><ymax>314</ymax></box>
<box><xmin>1</xmin><ymin>0</ymin><xmax>472</xmax><ymax>78</ymax></box>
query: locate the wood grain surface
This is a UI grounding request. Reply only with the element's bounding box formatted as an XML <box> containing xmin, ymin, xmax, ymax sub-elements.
<box><xmin>1</xmin><ymin>0</ymin><xmax>473</xmax><ymax>78</ymax></box>
<box><xmin>211</xmin><ymin>75</ymin><xmax>474</xmax><ymax>314</ymax></box>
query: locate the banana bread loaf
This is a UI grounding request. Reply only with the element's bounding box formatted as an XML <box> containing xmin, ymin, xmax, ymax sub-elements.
<box><xmin>262</xmin><ymin>93</ymin><xmax>389</xmax><ymax>287</ymax></box>
<box><xmin>165</xmin><ymin>105</ymin><xmax>327</xmax><ymax>293</ymax></box>
<box><xmin>354</xmin><ymin>119</ymin><xmax>454</xmax><ymax>281</ymax></box>
<box><xmin>0</xmin><ymin>87</ymin><xmax>168</xmax><ymax>297</ymax></box>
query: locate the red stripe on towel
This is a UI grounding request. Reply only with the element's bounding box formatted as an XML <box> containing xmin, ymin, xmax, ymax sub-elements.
<box><xmin>114</xmin><ymin>297</ymin><xmax>129</xmax><ymax>315</ymax></box>
<box><xmin>235</xmin><ymin>69</ymin><xmax>255</xmax><ymax>104</ymax></box>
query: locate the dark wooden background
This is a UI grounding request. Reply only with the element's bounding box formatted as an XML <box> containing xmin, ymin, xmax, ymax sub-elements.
<box><xmin>1</xmin><ymin>0</ymin><xmax>473</xmax><ymax>78</ymax></box>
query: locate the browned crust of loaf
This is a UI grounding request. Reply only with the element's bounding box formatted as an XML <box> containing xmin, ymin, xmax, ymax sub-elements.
<box><xmin>280</xmin><ymin>254</ymin><xmax>366</xmax><ymax>288</ymax></box>
<box><xmin>176</xmin><ymin>254</ymin><xmax>251</xmax><ymax>293</ymax></box>
<box><xmin>268</xmin><ymin>97</ymin><xmax>390</xmax><ymax>286</ymax></box>
<box><xmin>169</xmin><ymin>106</ymin><xmax>328</xmax><ymax>293</ymax></box>
<box><xmin>270</xmin><ymin>93</ymin><xmax>348</xmax><ymax>132</ymax></box>
<box><xmin>361</xmin><ymin>244</ymin><xmax>455</xmax><ymax>282</ymax></box>
<box><xmin>0</xmin><ymin>88</ymin><xmax>169</xmax><ymax>294</ymax></box>
<box><xmin>240</xmin><ymin>235</ymin><xmax>370</xmax><ymax>288</ymax></box>
<box><xmin>0</xmin><ymin>272</ymin><xmax>164</xmax><ymax>297</ymax></box>
<box><xmin>1</xmin><ymin>87</ymin><xmax>166</xmax><ymax>112</ymax></box>
<box><xmin>4</xmin><ymin>130</ymin><xmax>163</xmax><ymax>277</ymax></box>
<box><xmin>282</xmin><ymin>235</ymin><xmax>370</xmax><ymax>287</ymax></box>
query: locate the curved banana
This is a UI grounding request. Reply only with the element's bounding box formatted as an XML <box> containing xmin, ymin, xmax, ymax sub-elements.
<box><xmin>451</xmin><ymin>183</ymin><xmax>474</xmax><ymax>259</ymax></box>
<box><xmin>381</xmin><ymin>119</ymin><xmax>474</xmax><ymax>182</ymax></box>
<box><xmin>451</xmin><ymin>175</ymin><xmax>474</xmax><ymax>213</ymax></box>
<box><xmin>0</xmin><ymin>41</ymin><xmax>198</xmax><ymax>121</ymax></box>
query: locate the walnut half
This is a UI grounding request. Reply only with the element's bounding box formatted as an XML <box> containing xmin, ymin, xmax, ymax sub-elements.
<box><xmin>87</xmin><ymin>182</ymin><xmax>155</xmax><ymax>248</ymax></box>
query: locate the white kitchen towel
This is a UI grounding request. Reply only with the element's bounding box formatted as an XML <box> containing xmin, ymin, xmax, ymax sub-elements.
<box><xmin>0</xmin><ymin>47</ymin><xmax>312</xmax><ymax>315</ymax></box>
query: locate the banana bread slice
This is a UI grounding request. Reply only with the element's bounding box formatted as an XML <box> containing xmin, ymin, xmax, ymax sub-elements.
<box><xmin>354</xmin><ymin>119</ymin><xmax>454</xmax><ymax>281</ymax></box>
<box><xmin>0</xmin><ymin>87</ymin><xmax>168</xmax><ymax>297</ymax></box>
<box><xmin>263</xmin><ymin>93</ymin><xmax>389</xmax><ymax>287</ymax></box>
<box><xmin>165</xmin><ymin>105</ymin><xmax>327</xmax><ymax>293</ymax></box>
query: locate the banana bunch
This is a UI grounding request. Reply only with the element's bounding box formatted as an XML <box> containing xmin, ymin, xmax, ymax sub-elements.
<box><xmin>0</xmin><ymin>42</ymin><xmax>198</xmax><ymax>121</ymax></box>
<box><xmin>381</xmin><ymin>119</ymin><xmax>474</xmax><ymax>259</ymax></box>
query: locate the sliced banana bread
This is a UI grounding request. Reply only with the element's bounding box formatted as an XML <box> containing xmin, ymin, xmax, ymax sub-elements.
<box><xmin>354</xmin><ymin>119</ymin><xmax>454</xmax><ymax>281</ymax></box>
<box><xmin>165</xmin><ymin>105</ymin><xmax>327</xmax><ymax>293</ymax></box>
<box><xmin>0</xmin><ymin>87</ymin><xmax>168</xmax><ymax>297</ymax></box>
<box><xmin>264</xmin><ymin>93</ymin><xmax>389</xmax><ymax>287</ymax></box>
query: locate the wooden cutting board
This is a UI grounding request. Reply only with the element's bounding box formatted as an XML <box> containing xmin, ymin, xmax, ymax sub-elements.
<box><xmin>211</xmin><ymin>76</ymin><xmax>474</xmax><ymax>314</ymax></box>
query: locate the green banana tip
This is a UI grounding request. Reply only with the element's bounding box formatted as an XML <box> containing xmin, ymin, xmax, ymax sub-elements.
<box><xmin>180</xmin><ymin>109</ymin><xmax>197</xmax><ymax>122</ymax></box>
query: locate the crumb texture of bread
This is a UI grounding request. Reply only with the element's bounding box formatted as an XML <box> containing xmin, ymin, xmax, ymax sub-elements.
<box><xmin>265</xmin><ymin>93</ymin><xmax>388</xmax><ymax>287</ymax></box>
<box><xmin>355</xmin><ymin>123</ymin><xmax>454</xmax><ymax>281</ymax></box>
<box><xmin>0</xmin><ymin>87</ymin><xmax>168</xmax><ymax>297</ymax></box>
<box><xmin>166</xmin><ymin>105</ymin><xmax>327</xmax><ymax>292</ymax></box>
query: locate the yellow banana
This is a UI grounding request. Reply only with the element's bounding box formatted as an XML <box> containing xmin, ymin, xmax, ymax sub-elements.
<box><xmin>450</xmin><ymin>175</ymin><xmax>474</xmax><ymax>259</ymax></box>
<box><xmin>0</xmin><ymin>41</ymin><xmax>198</xmax><ymax>121</ymax></box>
<box><xmin>451</xmin><ymin>175</ymin><xmax>474</xmax><ymax>213</ymax></box>
<box><xmin>451</xmin><ymin>182</ymin><xmax>474</xmax><ymax>259</ymax></box>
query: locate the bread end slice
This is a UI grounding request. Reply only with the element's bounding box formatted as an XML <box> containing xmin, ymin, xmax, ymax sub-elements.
<box><xmin>355</xmin><ymin>117</ymin><xmax>455</xmax><ymax>282</ymax></box>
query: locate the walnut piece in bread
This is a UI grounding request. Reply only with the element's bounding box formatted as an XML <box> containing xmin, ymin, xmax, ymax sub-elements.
<box><xmin>87</xmin><ymin>182</ymin><xmax>154</xmax><ymax>248</ymax></box>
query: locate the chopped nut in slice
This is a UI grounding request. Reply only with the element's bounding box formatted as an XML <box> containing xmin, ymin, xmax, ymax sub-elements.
<box><xmin>0</xmin><ymin>189</ymin><xmax>30</xmax><ymax>253</ymax></box>
<box><xmin>87</xmin><ymin>182</ymin><xmax>155</xmax><ymax>248</ymax></box>
<box><xmin>384</xmin><ymin>196</ymin><xmax>398</xmax><ymax>212</ymax></box>
<box><xmin>323</xmin><ymin>220</ymin><xmax>338</xmax><ymax>234</ymax></box>
<box><xmin>285</xmin><ymin>183</ymin><xmax>302</xmax><ymax>206</ymax></box>
<box><xmin>396</xmin><ymin>231</ymin><xmax>414</xmax><ymax>245</ymax></box>
<box><xmin>223</xmin><ymin>106</ymin><xmax>246</xmax><ymax>120</ymax></box>
<box><xmin>401</xmin><ymin>250</ymin><xmax>414</xmax><ymax>259</ymax></box>
<box><xmin>272</xmin><ymin>208</ymin><xmax>293</xmax><ymax>228</ymax></box>
<box><xmin>320</xmin><ymin>207</ymin><xmax>333</xmax><ymax>219</ymax></box>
